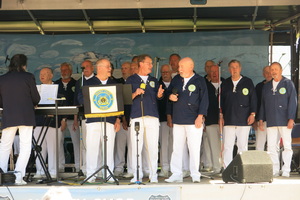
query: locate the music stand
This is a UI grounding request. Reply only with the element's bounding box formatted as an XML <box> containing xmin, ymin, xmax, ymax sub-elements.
<box><xmin>80</xmin><ymin>84</ymin><xmax>130</xmax><ymax>185</ymax></box>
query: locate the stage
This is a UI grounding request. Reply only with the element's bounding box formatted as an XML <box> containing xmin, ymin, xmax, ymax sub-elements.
<box><xmin>1</xmin><ymin>172</ymin><xmax>300</xmax><ymax>200</ymax></box>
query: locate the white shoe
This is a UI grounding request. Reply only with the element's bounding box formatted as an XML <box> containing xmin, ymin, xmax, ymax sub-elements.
<box><xmin>165</xmin><ymin>176</ymin><xmax>183</xmax><ymax>183</ymax></box>
<box><xmin>14</xmin><ymin>172</ymin><xmax>27</xmax><ymax>185</ymax></box>
<box><xmin>192</xmin><ymin>177</ymin><xmax>200</xmax><ymax>183</ymax></box>
<box><xmin>273</xmin><ymin>172</ymin><xmax>280</xmax><ymax>177</ymax></box>
<box><xmin>282</xmin><ymin>172</ymin><xmax>290</xmax><ymax>177</ymax></box>
<box><xmin>123</xmin><ymin>173</ymin><xmax>134</xmax><ymax>178</ymax></box>
<box><xmin>150</xmin><ymin>177</ymin><xmax>158</xmax><ymax>183</ymax></box>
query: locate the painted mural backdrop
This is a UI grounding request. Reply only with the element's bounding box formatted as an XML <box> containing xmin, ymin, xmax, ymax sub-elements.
<box><xmin>0</xmin><ymin>30</ymin><xmax>268</xmax><ymax>84</ymax></box>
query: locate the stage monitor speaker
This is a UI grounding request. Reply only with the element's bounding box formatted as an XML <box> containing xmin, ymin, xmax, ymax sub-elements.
<box><xmin>190</xmin><ymin>0</ymin><xmax>207</xmax><ymax>5</ymax></box>
<box><xmin>222</xmin><ymin>150</ymin><xmax>273</xmax><ymax>183</ymax></box>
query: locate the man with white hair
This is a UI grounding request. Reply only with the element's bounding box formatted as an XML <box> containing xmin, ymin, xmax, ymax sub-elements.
<box><xmin>259</xmin><ymin>62</ymin><xmax>297</xmax><ymax>177</ymax></box>
<box><xmin>78</xmin><ymin>58</ymin><xmax>121</xmax><ymax>183</ymax></box>
<box><xmin>55</xmin><ymin>62</ymin><xmax>80</xmax><ymax>172</ymax></box>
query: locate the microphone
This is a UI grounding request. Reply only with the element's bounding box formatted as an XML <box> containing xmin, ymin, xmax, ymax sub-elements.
<box><xmin>140</xmin><ymin>83</ymin><xmax>146</xmax><ymax>99</ymax></box>
<box><xmin>218</xmin><ymin>60</ymin><xmax>223</xmax><ymax>66</ymax></box>
<box><xmin>134</xmin><ymin>121</ymin><xmax>140</xmax><ymax>132</ymax></box>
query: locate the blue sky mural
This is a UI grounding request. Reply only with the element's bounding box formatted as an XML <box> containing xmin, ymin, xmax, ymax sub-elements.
<box><xmin>0</xmin><ymin>30</ymin><xmax>268</xmax><ymax>84</ymax></box>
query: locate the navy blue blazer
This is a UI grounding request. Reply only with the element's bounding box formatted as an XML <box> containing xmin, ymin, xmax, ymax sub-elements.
<box><xmin>0</xmin><ymin>71</ymin><xmax>40</xmax><ymax>129</ymax></box>
<box><xmin>205</xmin><ymin>78</ymin><xmax>224</xmax><ymax>126</ymax></box>
<box><xmin>167</xmin><ymin>73</ymin><xmax>208</xmax><ymax>125</ymax></box>
<box><xmin>54</xmin><ymin>77</ymin><xmax>77</xmax><ymax>120</ymax></box>
<box><xmin>221</xmin><ymin>76</ymin><xmax>257</xmax><ymax>126</ymax></box>
<box><xmin>255</xmin><ymin>79</ymin><xmax>267</xmax><ymax>121</ymax></box>
<box><xmin>125</xmin><ymin>74</ymin><xmax>160</xmax><ymax>119</ymax></box>
<box><xmin>258</xmin><ymin>77</ymin><xmax>297</xmax><ymax>127</ymax></box>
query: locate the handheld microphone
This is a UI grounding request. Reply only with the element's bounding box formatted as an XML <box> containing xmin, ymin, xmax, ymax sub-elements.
<box><xmin>140</xmin><ymin>83</ymin><xmax>146</xmax><ymax>99</ymax></box>
<box><xmin>134</xmin><ymin>121</ymin><xmax>140</xmax><ymax>132</ymax></box>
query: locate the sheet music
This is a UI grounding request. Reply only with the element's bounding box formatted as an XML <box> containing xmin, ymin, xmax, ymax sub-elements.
<box><xmin>37</xmin><ymin>84</ymin><xmax>58</xmax><ymax>105</ymax></box>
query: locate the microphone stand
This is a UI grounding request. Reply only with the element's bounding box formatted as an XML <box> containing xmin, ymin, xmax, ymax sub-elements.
<box><xmin>129</xmin><ymin>122</ymin><xmax>145</xmax><ymax>185</ymax></box>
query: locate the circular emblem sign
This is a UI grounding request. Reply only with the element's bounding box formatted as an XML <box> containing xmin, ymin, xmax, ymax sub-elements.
<box><xmin>188</xmin><ymin>84</ymin><xmax>196</xmax><ymax>92</ymax></box>
<box><xmin>242</xmin><ymin>88</ymin><xmax>249</xmax><ymax>95</ymax></box>
<box><xmin>93</xmin><ymin>89</ymin><xmax>113</xmax><ymax>110</ymax></box>
<box><xmin>279</xmin><ymin>87</ymin><xmax>286</xmax><ymax>94</ymax></box>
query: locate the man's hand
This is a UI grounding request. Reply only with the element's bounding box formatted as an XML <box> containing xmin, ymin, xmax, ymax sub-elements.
<box><xmin>167</xmin><ymin>114</ymin><xmax>173</xmax><ymax>128</ymax></box>
<box><xmin>169</xmin><ymin>94</ymin><xmax>178</xmax><ymax>102</ymax></box>
<box><xmin>132</xmin><ymin>88</ymin><xmax>145</xmax><ymax>99</ymax></box>
<box><xmin>195</xmin><ymin>115</ymin><xmax>203</xmax><ymax>129</ymax></box>
<box><xmin>60</xmin><ymin>119</ymin><xmax>67</xmax><ymax>132</ymax></box>
<box><xmin>114</xmin><ymin>118</ymin><xmax>121</xmax><ymax>132</ymax></box>
<box><xmin>122</xmin><ymin>117</ymin><xmax>128</xmax><ymax>130</ymax></box>
<box><xmin>157</xmin><ymin>85</ymin><xmax>164</xmax><ymax>98</ymax></box>
<box><xmin>287</xmin><ymin>119</ymin><xmax>294</xmax><ymax>129</ymax></box>
<box><xmin>247</xmin><ymin>113</ymin><xmax>255</xmax><ymax>125</ymax></box>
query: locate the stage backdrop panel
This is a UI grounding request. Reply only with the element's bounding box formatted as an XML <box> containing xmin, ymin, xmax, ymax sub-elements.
<box><xmin>0</xmin><ymin>30</ymin><xmax>268</xmax><ymax>84</ymax></box>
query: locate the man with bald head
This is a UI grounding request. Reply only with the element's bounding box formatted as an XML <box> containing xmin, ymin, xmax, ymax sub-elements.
<box><xmin>165</xmin><ymin>57</ymin><xmax>208</xmax><ymax>183</ymax></box>
<box><xmin>78</xmin><ymin>58</ymin><xmax>121</xmax><ymax>183</ymax></box>
<box><xmin>259</xmin><ymin>62</ymin><xmax>297</xmax><ymax>177</ymax></box>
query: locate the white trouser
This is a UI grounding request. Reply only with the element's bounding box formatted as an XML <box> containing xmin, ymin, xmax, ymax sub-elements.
<box><xmin>170</xmin><ymin>124</ymin><xmax>203</xmax><ymax>180</ymax></box>
<box><xmin>267</xmin><ymin>126</ymin><xmax>293</xmax><ymax>174</ymax></box>
<box><xmin>256</xmin><ymin>121</ymin><xmax>267</xmax><ymax>151</ymax></box>
<box><xmin>223</xmin><ymin>126</ymin><xmax>251</xmax><ymax>168</ymax></box>
<box><xmin>80</xmin><ymin>119</ymin><xmax>87</xmax><ymax>173</ymax></box>
<box><xmin>201</xmin><ymin>131</ymin><xmax>211</xmax><ymax>168</ymax></box>
<box><xmin>130</xmin><ymin>117</ymin><xmax>159</xmax><ymax>180</ymax></box>
<box><xmin>114</xmin><ymin>125</ymin><xmax>132</xmax><ymax>173</ymax></box>
<box><xmin>66</xmin><ymin>119</ymin><xmax>80</xmax><ymax>171</ymax></box>
<box><xmin>34</xmin><ymin>126</ymin><xmax>63</xmax><ymax>175</ymax></box>
<box><xmin>159</xmin><ymin>121</ymin><xmax>173</xmax><ymax>172</ymax></box>
<box><xmin>86</xmin><ymin>122</ymin><xmax>116</xmax><ymax>178</ymax></box>
<box><xmin>206</xmin><ymin>124</ymin><xmax>221</xmax><ymax>171</ymax></box>
<box><xmin>13</xmin><ymin>135</ymin><xmax>20</xmax><ymax>155</ymax></box>
<box><xmin>0</xmin><ymin>126</ymin><xmax>33</xmax><ymax>179</ymax></box>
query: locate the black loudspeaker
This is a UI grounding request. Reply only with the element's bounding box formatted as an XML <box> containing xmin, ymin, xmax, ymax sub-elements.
<box><xmin>222</xmin><ymin>150</ymin><xmax>273</xmax><ymax>183</ymax></box>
